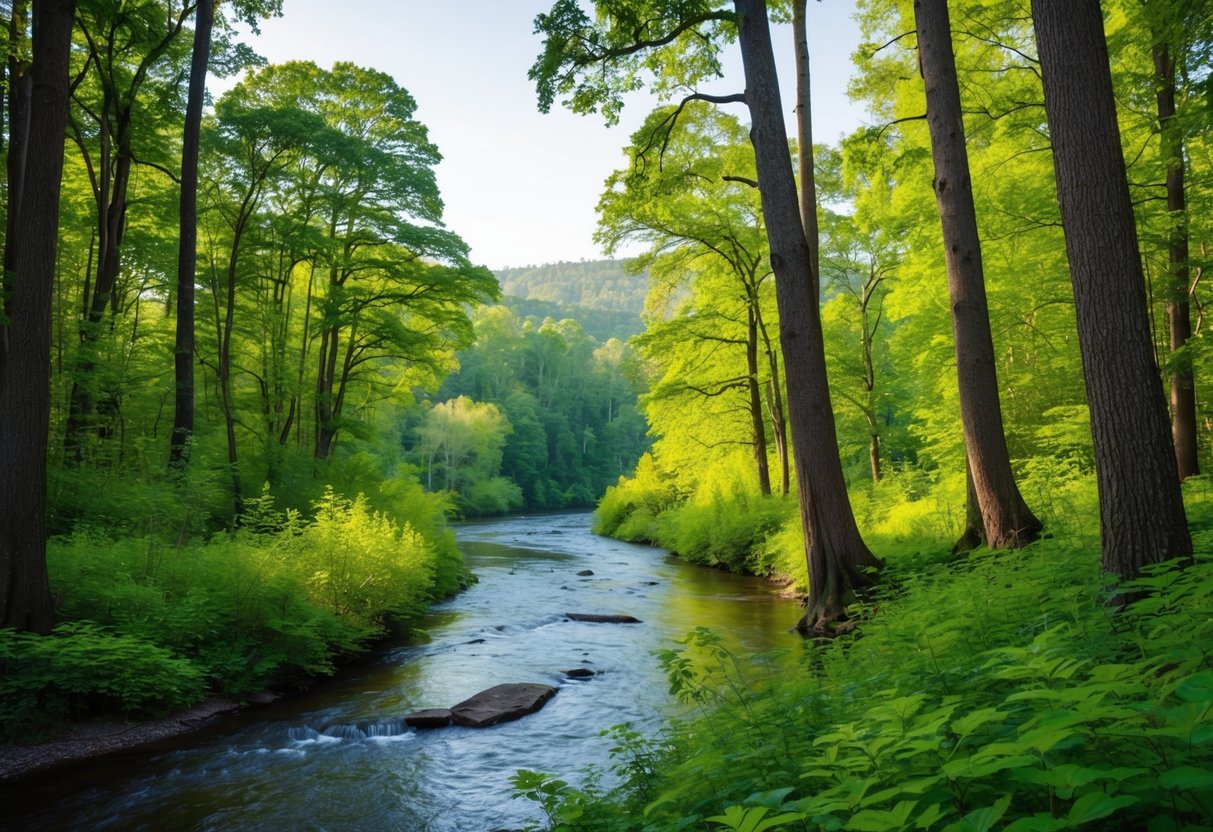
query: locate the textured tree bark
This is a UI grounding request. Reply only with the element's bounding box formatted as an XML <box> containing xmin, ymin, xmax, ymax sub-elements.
<box><xmin>1153</xmin><ymin>42</ymin><xmax>1198</xmax><ymax>481</ymax></box>
<box><xmin>0</xmin><ymin>0</ymin><xmax>76</xmax><ymax>632</ymax></box>
<box><xmin>1</xmin><ymin>0</ymin><xmax>31</xmax><ymax>384</ymax></box>
<box><xmin>915</xmin><ymin>0</ymin><xmax>1041</xmax><ymax>548</ymax></box>
<box><xmin>735</xmin><ymin>0</ymin><xmax>880</xmax><ymax>632</ymax></box>
<box><xmin>170</xmin><ymin>0</ymin><xmax>216</xmax><ymax>468</ymax></box>
<box><xmin>1032</xmin><ymin>0</ymin><xmax>1191</xmax><ymax>577</ymax></box>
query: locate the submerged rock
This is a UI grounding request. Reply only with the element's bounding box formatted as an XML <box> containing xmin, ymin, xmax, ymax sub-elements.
<box><xmin>565</xmin><ymin>612</ymin><xmax>642</xmax><ymax>624</ymax></box>
<box><xmin>449</xmin><ymin>683</ymin><xmax>557</xmax><ymax>728</ymax></box>
<box><xmin>563</xmin><ymin>668</ymin><xmax>596</xmax><ymax>679</ymax></box>
<box><xmin>576</xmin><ymin>569</ymin><xmax>594</xmax><ymax>576</ymax></box>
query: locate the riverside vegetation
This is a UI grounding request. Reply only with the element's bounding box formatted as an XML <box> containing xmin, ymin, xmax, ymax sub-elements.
<box><xmin>515</xmin><ymin>475</ymin><xmax>1213</xmax><ymax>831</ymax></box>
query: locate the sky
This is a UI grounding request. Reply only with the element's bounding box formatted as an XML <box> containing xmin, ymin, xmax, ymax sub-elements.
<box><xmin>226</xmin><ymin>1</ymin><xmax>869</xmax><ymax>270</ymax></box>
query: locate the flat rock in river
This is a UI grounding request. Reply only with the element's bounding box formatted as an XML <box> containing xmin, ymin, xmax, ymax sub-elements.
<box><xmin>565</xmin><ymin>612</ymin><xmax>643</xmax><ymax>624</ymax></box>
<box><xmin>403</xmin><ymin>708</ymin><xmax>453</xmax><ymax>728</ymax></box>
<box><xmin>449</xmin><ymin>683</ymin><xmax>557</xmax><ymax>728</ymax></box>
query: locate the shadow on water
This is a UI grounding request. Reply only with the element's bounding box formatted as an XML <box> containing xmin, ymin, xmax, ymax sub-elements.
<box><xmin>1</xmin><ymin>511</ymin><xmax>803</xmax><ymax>832</ymax></box>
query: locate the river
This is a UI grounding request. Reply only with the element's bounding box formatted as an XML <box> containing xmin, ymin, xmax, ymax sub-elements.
<box><xmin>3</xmin><ymin>511</ymin><xmax>802</xmax><ymax>831</ymax></box>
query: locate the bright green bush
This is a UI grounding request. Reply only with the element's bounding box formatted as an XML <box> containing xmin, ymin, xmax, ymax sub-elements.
<box><xmin>594</xmin><ymin>453</ymin><xmax>681</xmax><ymax>541</ymax></box>
<box><xmin>293</xmin><ymin>488</ymin><xmax>433</xmax><ymax>625</ymax></box>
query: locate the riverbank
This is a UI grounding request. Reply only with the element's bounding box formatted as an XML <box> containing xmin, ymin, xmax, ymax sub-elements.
<box><xmin>0</xmin><ymin>697</ymin><xmax>244</xmax><ymax>782</ymax></box>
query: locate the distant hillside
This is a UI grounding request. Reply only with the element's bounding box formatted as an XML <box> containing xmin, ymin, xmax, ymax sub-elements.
<box><xmin>494</xmin><ymin>260</ymin><xmax>647</xmax><ymax>316</ymax></box>
<box><xmin>502</xmin><ymin>296</ymin><xmax>643</xmax><ymax>341</ymax></box>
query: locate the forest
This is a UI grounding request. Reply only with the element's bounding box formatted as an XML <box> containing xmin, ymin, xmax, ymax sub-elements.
<box><xmin>1</xmin><ymin>0</ymin><xmax>1212</xmax><ymax>830</ymax></box>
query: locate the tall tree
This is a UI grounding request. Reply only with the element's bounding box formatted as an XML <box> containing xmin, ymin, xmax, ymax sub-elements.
<box><xmin>1</xmin><ymin>0</ymin><xmax>30</xmax><ymax>383</ymax></box>
<box><xmin>169</xmin><ymin>0</ymin><xmax>215</xmax><ymax>468</ymax></box>
<box><xmin>533</xmin><ymin>0</ymin><xmax>881</xmax><ymax>629</ymax></box>
<box><xmin>1150</xmin><ymin>21</ymin><xmax>1197</xmax><ymax>480</ymax></box>
<box><xmin>598</xmin><ymin>105</ymin><xmax>780</xmax><ymax>496</ymax></box>
<box><xmin>915</xmin><ymin>0</ymin><xmax>1041</xmax><ymax>548</ymax></box>
<box><xmin>791</xmin><ymin>0</ymin><xmax>818</xmax><ymax>294</ymax></box>
<box><xmin>1031</xmin><ymin>0</ymin><xmax>1191</xmax><ymax>577</ymax></box>
<box><xmin>734</xmin><ymin>0</ymin><xmax>881</xmax><ymax>629</ymax></box>
<box><xmin>0</xmin><ymin>0</ymin><xmax>77</xmax><ymax>632</ymax></box>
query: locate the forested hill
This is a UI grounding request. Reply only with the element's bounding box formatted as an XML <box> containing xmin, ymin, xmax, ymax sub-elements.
<box><xmin>494</xmin><ymin>260</ymin><xmax>647</xmax><ymax>339</ymax></box>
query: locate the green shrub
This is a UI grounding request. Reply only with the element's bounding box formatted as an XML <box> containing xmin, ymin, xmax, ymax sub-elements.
<box><xmin>0</xmin><ymin>622</ymin><xmax>207</xmax><ymax>738</ymax></box>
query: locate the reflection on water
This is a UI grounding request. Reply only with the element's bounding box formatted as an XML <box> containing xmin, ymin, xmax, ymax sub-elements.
<box><xmin>1</xmin><ymin>512</ymin><xmax>802</xmax><ymax>832</ymax></box>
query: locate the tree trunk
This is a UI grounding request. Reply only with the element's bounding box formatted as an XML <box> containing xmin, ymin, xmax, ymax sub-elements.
<box><xmin>792</xmin><ymin>0</ymin><xmax>819</xmax><ymax>296</ymax></box>
<box><xmin>1153</xmin><ymin>43</ymin><xmax>1198</xmax><ymax>480</ymax></box>
<box><xmin>764</xmin><ymin>353</ymin><xmax>790</xmax><ymax>496</ymax></box>
<box><xmin>1031</xmin><ymin>0</ymin><xmax>1191</xmax><ymax>577</ymax></box>
<box><xmin>747</xmin><ymin>303</ymin><xmax>772</xmax><ymax>495</ymax></box>
<box><xmin>735</xmin><ymin>0</ymin><xmax>881</xmax><ymax>632</ymax></box>
<box><xmin>1</xmin><ymin>0</ymin><xmax>31</xmax><ymax>383</ymax></box>
<box><xmin>169</xmin><ymin>0</ymin><xmax>215</xmax><ymax>468</ymax></box>
<box><xmin>915</xmin><ymin>0</ymin><xmax>1041</xmax><ymax>548</ymax></box>
<box><xmin>952</xmin><ymin>454</ymin><xmax>985</xmax><ymax>554</ymax></box>
<box><xmin>0</xmin><ymin>0</ymin><xmax>76</xmax><ymax>632</ymax></box>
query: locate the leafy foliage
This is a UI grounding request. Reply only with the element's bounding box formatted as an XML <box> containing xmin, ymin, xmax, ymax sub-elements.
<box><xmin>521</xmin><ymin>480</ymin><xmax>1213</xmax><ymax>831</ymax></box>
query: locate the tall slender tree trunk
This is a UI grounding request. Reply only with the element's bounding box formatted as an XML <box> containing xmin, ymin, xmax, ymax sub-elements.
<box><xmin>760</xmin><ymin>320</ymin><xmax>790</xmax><ymax>496</ymax></box>
<box><xmin>1031</xmin><ymin>0</ymin><xmax>1191</xmax><ymax>577</ymax></box>
<box><xmin>0</xmin><ymin>0</ymin><xmax>76</xmax><ymax>632</ymax></box>
<box><xmin>1153</xmin><ymin>42</ymin><xmax>1198</xmax><ymax>480</ymax></box>
<box><xmin>792</xmin><ymin>0</ymin><xmax>818</xmax><ymax>296</ymax></box>
<box><xmin>169</xmin><ymin>0</ymin><xmax>215</xmax><ymax>468</ymax></box>
<box><xmin>747</xmin><ymin>303</ymin><xmax>772</xmax><ymax>496</ymax></box>
<box><xmin>1</xmin><ymin>0</ymin><xmax>31</xmax><ymax>384</ymax></box>
<box><xmin>915</xmin><ymin>0</ymin><xmax>1041</xmax><ymax>548</ymax></box>
<box><xmin>735</xmin><ymin>0</ymin><xmax>881</xmax><ymax>632</ymax></box>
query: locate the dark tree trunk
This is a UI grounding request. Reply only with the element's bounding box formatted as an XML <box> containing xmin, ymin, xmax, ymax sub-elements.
<box><xmin>170</xmin><ymin>0</ymin><xmax>215</xmax><ymax>468</ymax></box>
<box><xmin>915</xmin><ymin>0</ymin><xmax>1041</xmax><ymax>548</ymax></box>
<box><xmin>952</xmin><ymin>454</ymin><xmax>985</xmax><ymax>555</ymax></box>
<box><xmin>735</xmin><ymin>0</ymin><xmax>880</xmax><ymax>632</ymax></box>
<box><xmin>1</xmin><ymin>0</ymin><xmax>31</xmax><ymax>383</ymax></box>
<box><xmin>1031</xmin><ymin>0</ymin><xmax>1191</xmax><ymax>577</ymax></box>
<box><xmin>747</xmin><ymin>303</ymin><xmax>772</xmax><ymax>496</ymax></box>
<box><xmin>0</xmin><ymin>0</ymin><xmax>76</xmax><ymax>632</ymax></box>
<box><xmin>792</xmin><ymin>0</ymin><xmax>819</xmax><ymax>296</ymax></box>
<box><xmin>1153</xmin><ymin>43</ymin><xmax>1198</xmax><ymax>481</ymax></box>
<box><xmin>759</xmin><ymin>317</ymin><xmax>790</xmax><ymax>496</ymax></box>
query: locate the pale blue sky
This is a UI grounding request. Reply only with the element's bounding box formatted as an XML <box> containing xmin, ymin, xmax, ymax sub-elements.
<box><xmin>234</xmin><ymin>1</ymin><xmax>867</xmax><ymax>269</ymax></box>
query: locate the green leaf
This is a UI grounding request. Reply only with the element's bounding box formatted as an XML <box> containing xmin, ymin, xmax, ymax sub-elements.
<box><xmin>1066</xmin><ymin>793</ymin><xmax>1138</xmax><ymax>825</ymax></box>
<box><xmin>1003</xmin><ymin>814</ymin><xmax>1069</xmax><ymax>832</ymax></box>
<box><xmin>942</xmin><ymin>795</ymin><xmax>1011</xmax><ymax>832</ymax></box>
<box><xmin>1175</xmin><ymin>670</ymin><xmax>1213</xmax><ymax>703</ymax></box>
<box><xmin>849</xmin><ymin>800</ymin><xmax>917</xmax><ymax>831</ymax></box>
<box><xmin>951</xmin><ymin>707</ymin><xmax>1004</xmax><ymax>737</ymax></box>
<box><xmin>1158</xmin><ymin>766</ymin><xmax>1213</xmax><ymax>791</ymax></box>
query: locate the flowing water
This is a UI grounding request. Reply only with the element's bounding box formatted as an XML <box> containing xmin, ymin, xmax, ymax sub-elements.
<box><xmin>3</xmin><ymin>511</ymin><xmax>802</xmax><ymax>832</ymax></box>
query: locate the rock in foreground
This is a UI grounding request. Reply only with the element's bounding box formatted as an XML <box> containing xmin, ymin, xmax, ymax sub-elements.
<box><xmin>449</xmin><ymin>683</ymin><xmax>557</xmax><ymax>728</ymax></box>
<box><xmin>565</xmin><ymin>612</ymin><xmax>643</xmax><ymax>624</ymax></box>
<box><xmin>403</xmin><ymin>709</ymin><xmax>453</xmax><ymax>728</ymax></box>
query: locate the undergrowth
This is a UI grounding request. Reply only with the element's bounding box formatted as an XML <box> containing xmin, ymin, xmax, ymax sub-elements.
<box><xmin>0</xmin><ymin>486</ymin><xmax>465</xmax><ymax>741</ymax></box>
<box><xmin>518</xmin><ymin>478</ymin><xmax>1213</xmax><ymax>830</ymax></box>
